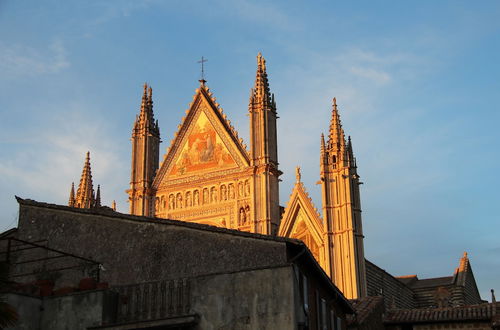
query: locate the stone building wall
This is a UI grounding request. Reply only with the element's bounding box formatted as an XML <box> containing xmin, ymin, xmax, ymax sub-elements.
<box><xmin>190</xmin><ymin>265</ymin><xmax>296</xmax><ymax>330</ymax></box>
<box><xmin>16</xmin><ymin>199</ymin><xmax>289</xmax><ymax>286</ymax></box>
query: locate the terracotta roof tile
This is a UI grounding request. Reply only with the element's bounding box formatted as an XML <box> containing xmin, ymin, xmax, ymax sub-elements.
<box><xmin>347</xmin><ymin>296</ymin><xmax>385</xmax><ymax>326</ymax></box>
<box><xmin>385</xmin><ymin>303</ymin><xmax>497</xmax><ymax>324</ymax></box>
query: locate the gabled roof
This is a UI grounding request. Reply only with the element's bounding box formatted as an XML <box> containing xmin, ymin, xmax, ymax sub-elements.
<box><xmin>279</xmin><ymin>167</ymin><xmax>323</xmax><ymax>240</ymax></box>
<box><xmin>153</xmin><ymin>82</ymin><xmax>250</xmax><ymax>188</ymax></box>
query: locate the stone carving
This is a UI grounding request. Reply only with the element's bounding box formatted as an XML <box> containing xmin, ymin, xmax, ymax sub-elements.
<box><xmin>169</xmin><ymin>194</ymin><xmax>174</xmax><ymax>210</ymax></box>
<box><xmin>239</xmin><ymin>207</ymin><xmax>246</xmax><ymax>225</ymax></box>
<box><xmin>176</xmin><ymin>193</ymin><xmax>183</xmax><ymax>209</ymax></box>
<box><xmin>210</xmin><ymin>187</ymin><xmax>217</xmax><ymax>203</ymax></box>
<box><xmin>238</xmin><ymin>182</ymin><xmax>244</xmax><ymax>198</ymax></box>
<box><xmin>220</xmin><ymin>185</ymin><xmax>227</xmax><ymax>201</ymax></box>
<box><xmin>202</xmin><ymin>188</ymin><xmax>209</xmax><ymax>204</ymax></box>
<box><xmin>193</xmin><ymin>190</ymin><xmax>199</xmax><ymax>206</ymax></box>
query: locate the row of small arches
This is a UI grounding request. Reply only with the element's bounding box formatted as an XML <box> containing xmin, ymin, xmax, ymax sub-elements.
<box><xmin>156</xmin><ymin>180</ymin><xmax>251</xmax><ymax>211</ymax></box>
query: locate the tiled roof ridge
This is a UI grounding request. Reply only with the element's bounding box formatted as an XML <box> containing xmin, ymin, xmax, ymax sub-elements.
<box><xmin>348</xmin><ymin>296</ymin><xmax>385</xmax><ymax>325</ymax></box>
<box><xmin>385</xmin><ymin>302</ymin><xmax>497</xmax><ymax>324</ymax></box>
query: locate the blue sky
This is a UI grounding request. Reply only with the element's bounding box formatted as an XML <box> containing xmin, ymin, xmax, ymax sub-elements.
<box><xmin>1</xmin><ymin>1</ymin><xmax>499</xmax><ymax>299</ymax></box>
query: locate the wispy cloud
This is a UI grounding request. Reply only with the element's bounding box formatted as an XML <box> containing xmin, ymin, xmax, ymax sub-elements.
<box><xmin>0</xmin><ymin>39</ymin><xmax>70</xmax><ymax>76</ymax></box>
<box><xmin>0</xmin><ymin>107</ymin><xmax>128</xmax><ymax>220</ymax></box>
<box><xmin>349</xmin><ymin>66</ymin><xmax>391</xmax><ymax>84</ymax></box>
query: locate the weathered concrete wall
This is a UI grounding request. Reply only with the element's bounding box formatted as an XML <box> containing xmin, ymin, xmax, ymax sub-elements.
<box><xmin>4</xmin><ymin>293</ymin><xmax>41</xmax><ymax>330</ymax></box>
<box><xmin>17</xmin><ymin>202</ymin><xmax>289</xmax><ymax>286</ymax></box>
<box><xmin>5</xmin><ymin>290</ymin><xmax>116</xmax><ymax>330</ymax></box>
<box><xmin>190</xmin><ymin>265</ymin><xmax>296</xmax><ymax>330</ymax></box>
<box><xmin>387</xmin><ymin>323</ymin><xmax>492</xmax><ymax>330</ymax></box>
<box><xmin>41</xmin><ymin>290</ymin><xmax>116</xmax><ymax>330</ymax></box>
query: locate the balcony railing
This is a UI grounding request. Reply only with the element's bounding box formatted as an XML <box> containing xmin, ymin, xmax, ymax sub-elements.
<box><xmin>111</xmin><ymin>278</ymin><xmax>191</xmax><ymax>323</ymax></box>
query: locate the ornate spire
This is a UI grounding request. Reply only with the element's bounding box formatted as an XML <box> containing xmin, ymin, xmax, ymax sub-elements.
<box><xmin>347</xmin><ymin>136</ymin><xmax>356</xmax><ymax>167</ymax></box>
<box><xmin>249</xmin><ymin>52</ymin><xmax>274</xmax><ymax>112</ymax></box>
<box><xmin>328</xmin><ymin>97</ymin><xmax>346</xmax><ymax>151</ymax></box>
<box><xmin>75</xmin><ymin>151</ymin><xmax>95</xmax><ymax>209</ymax></box>
<box><xmin>135</xmin><ymin>83</ymin><xmax>158</xmax><ymax>134</ymax></box>
<box><xmin>140</xmin><ymin>83</ymin><xmax>148</xmax><ymax>119</ymax></box>
<box><xmin>68</xmin><ymin>182</ymin><xmax>75</xmax><ymax>207</ymax></box>
<box><xmin>94</xmin><ymin>184</ymin><xmax>101</xmax><ymax>207</ymax></box>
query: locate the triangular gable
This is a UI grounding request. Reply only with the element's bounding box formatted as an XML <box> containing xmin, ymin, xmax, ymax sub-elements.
<box><xmin>154</xmin><ymin>84</ymin><xmax>250</xmax><ymax>188</ymax></box>
<box><xmin>279</xmin><ymin>175</ymin><xmax>324</xmax><ymax>260</ymax></box>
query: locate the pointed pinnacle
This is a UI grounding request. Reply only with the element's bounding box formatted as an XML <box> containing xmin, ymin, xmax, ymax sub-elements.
<box><xmin>250</xmin><ymin>53</ymin><xmax>272</xmax><ymax>110</ymax></box>
<box><xmin>328</xmin><ymin>97</ymin><xmax>345</xmax><ymax>150</ymax></box>
<box><xmin>95</xmin><ymin>184</ymin><xmax>101</xmax><ymax>207</ymax></box>
<box><xmin>76</xmin><ymin>151</ymin><xmax>94</xmax><ymax>208</ymax></box>
<box><xmin>68</xmin><ymin>182</ymin><xmax>75</xmax><ymax>206</ymax></box>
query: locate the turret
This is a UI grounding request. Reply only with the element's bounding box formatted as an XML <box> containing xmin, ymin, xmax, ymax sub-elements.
<box><xmin>128</xmin><ymin>83</ymin><xmax>161</xmax><ymax>216</ymax></box>
<box><xmin>248</xmin><ymin>53</ymin><xmax>281</xmax><ymax>235</ymax></box>
<box><xmin>320</xmin><ymin>98</ymin><xmax>367</xmax><ymax>299</ymax></box>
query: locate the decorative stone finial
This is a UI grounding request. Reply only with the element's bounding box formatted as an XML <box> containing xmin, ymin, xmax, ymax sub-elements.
<box><xmin>295</xmin><ymin>166</ymin><xmax>301</xmax><ymax>183</ymax></box>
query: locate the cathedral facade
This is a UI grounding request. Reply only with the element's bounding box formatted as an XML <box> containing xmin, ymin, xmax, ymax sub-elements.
<box><xmin>67</xmin><ymin>53</ymin><xmax>483</xmax><ymax>307</ymax></box>
<box><xmin>125</xmin><ymin>53</ymin><xmax>366</xmax><ymax>300</ymax></box>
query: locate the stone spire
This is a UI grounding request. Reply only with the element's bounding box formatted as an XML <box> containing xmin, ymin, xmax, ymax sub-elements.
<box><xmin>94</xmin><ymin>184</ymin><xmax>101</xmax><ymax>207</ymax></box>
<box><xmin>347</xmin><ymin>135</ymin><xmax>357</xmax><ymax>167</ymax></box>
<box><xmin>328</xmin><ymin>97</ymin><xmax>345</xmax><ymax>152</ymax></box>
<box><xmin>136</xmin><ymin>83</ymin><xmax>159</xmax><ymax>135</ymax></box>
<box><xmin>248</xmin><ymin>53</ymin><xmax>280</xmax><ymax>235</ymax></box>
<box><xmin>249</xmin><ymin>53</ymin><xmax>275</xmax><ymax>112</ymax></box>
<box><xmin>320</xmin><ymin>97</ymin><xmax>367</xmax><ymax>299</ymax></box>
<box><xmin>128</xmin><ymin>83</ymin><xmax>161</xmax><ymax>216</ymax></box>
<box><xmin>75</xmin><ymin>152</ymin><xmax>95</xmax><ymax>209</ymax></box>
<box><xmin>68</xmin><ymin>182</ymin><xmax>75</xmax><ymax>207</ymax></box>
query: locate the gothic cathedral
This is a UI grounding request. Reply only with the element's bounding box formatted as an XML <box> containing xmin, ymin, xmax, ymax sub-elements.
<box><xmin>70</xmin><ymin>53</ymin><xmax>367</xmax><ymax>299</ymax></box>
